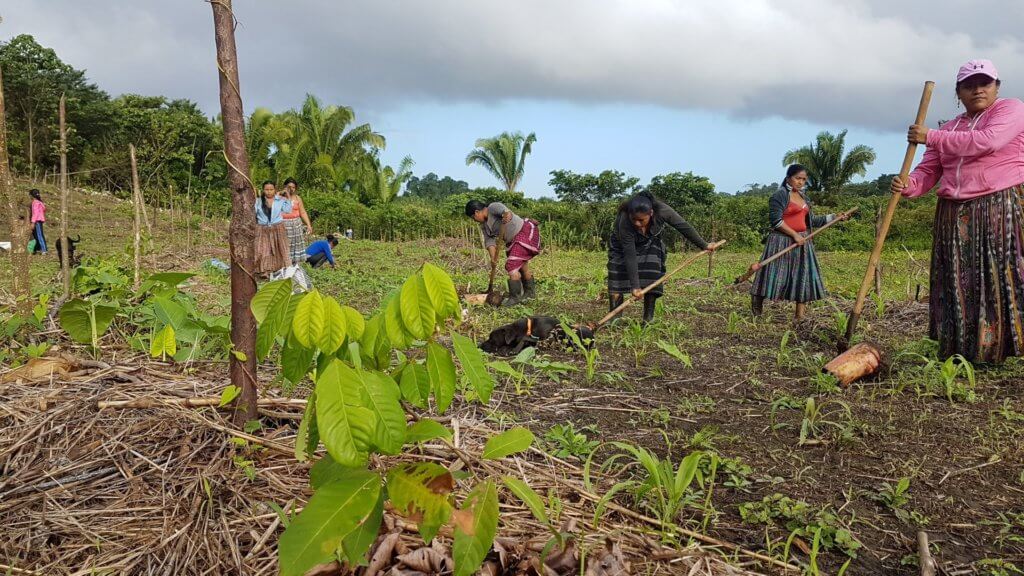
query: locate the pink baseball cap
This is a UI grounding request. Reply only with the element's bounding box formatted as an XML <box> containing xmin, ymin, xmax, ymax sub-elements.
<box><xmin>957</xmin><ymin>59</ymin><xmax>999</xmax><ymax>83</ymax></box>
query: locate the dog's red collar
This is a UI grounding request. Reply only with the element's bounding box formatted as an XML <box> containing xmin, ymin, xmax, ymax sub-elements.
<box><xmin>526</xmin><ymin>318</ymin><xmax>533</xmax><ymax>337</ymax></box>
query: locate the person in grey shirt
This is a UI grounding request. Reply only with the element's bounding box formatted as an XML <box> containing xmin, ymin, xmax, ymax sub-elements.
<box><xmin>465</xmin><ymin>200</ymin><xmax>542</xmax><ymax>306</ymax></box>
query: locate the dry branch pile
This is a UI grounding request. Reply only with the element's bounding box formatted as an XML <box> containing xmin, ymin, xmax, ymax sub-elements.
<box><xmin>0</xmin><ymin>355</ymin><xmax>773</xmax><ymax>575</ymax></box>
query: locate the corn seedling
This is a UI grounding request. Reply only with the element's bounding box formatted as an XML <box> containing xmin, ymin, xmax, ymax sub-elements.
<box><xmin>544</xmin><ymin>422</ymin><xmax>600</xmax><ymax>460</ymax></box>
<box><xmin>560</xmin><ymin>319</ymin><xmax>599</xmax><ymax>382</ymax></box>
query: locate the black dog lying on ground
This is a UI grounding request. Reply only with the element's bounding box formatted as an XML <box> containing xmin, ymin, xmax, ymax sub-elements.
<box><xmin>56</xmin><ymin>235</ymin><xmax>81</xmax><ymax>267</ymax></box>
<box><xmin>479</xmin><ymin>316</ymin><xmax>595</xmax><ymax>356</ymax></box>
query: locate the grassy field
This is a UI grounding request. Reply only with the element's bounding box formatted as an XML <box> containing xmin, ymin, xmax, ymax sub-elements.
<box><xmin>3</xmin><ymin>185</ymin><xmax>1023</xmax><ymax>575</ymax></box>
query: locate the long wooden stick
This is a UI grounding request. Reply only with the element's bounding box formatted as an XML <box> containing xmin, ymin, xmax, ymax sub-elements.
<box><xmin>595</xmin><ymin>240</ymin><xmax>726</xmax><ymax>328</ymax></box>
<box><xmin>58</xmin><ymin>94</ymin><xmax>70</xmax><ymax>297</ymax></box>
<box><xmin>130</xmin><ymin>144</ymin><xmax>142</xmax><ymax>291</ymax></box>
<box><xmin>97</xmin><ymin>397</ymin><xmax>307</xmax><ymax>410</ymax></box>
<box><xmin>734</xmin><ymin>207</ymin><xmax>859</xmax><ymax>284</ymax></box>
<box><xmin>485</xmin><ymin>219</ymin><xmax>506</xmax><ymax>295</ymax></box>
<box><xmin>843</xmin><ymin>81</ymin><xmax>934</xmax><ymax>347</ymax></box>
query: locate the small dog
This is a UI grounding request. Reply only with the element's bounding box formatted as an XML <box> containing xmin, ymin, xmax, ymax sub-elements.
<box><xmin>479</xmin><ymin>316</ymin><xmax>595</xmax><ymax>356</ymax></box>
<box><xmin>56</xmin><ymin>235</ymin><xmax>81</xmax><ymax>267</ymax></box>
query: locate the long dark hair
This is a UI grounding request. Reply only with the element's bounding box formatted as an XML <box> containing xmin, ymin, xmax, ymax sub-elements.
<box><xmin>29</xmin><ymin>189</ymin><xmax>42</xmax><ymax>201</ymax></box>
<box><xmin>783</xmin><ymin>164</ymin><xmax>808</xmax><ymax>190</ymax></box>
<box><xmin>464</xmin><ymin>200</ymin><xmax>486</xmax><ymax>217</ymax></box>
<box><xmin>618</xmin><ymin>190</ymin><xmax>655</xmax><ymax>217</ymax></box>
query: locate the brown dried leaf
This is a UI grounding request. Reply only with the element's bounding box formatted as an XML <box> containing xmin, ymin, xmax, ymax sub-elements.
<box><xmin>396</xmin><ymin>546</ymin><xmax>450</xmax><ymax>574</ymax></box>
<box><xmin>366</xmin><ymin>532</ymin><xmax>401</xmax><ymax>576</ymax></box>
<box><xmin>0</xmin><ymin>355</ymin><xmax>77</xmax><ymax>384</ymax></box>
<box><xmin>543</xmin><ymin>538</ymin><xmax>577</xmax><ymax>575</ymax></box>
<box><xmin>583</xmin><ymin>539</ymin><xmax>629</xmax><ymax>576</ymax></box>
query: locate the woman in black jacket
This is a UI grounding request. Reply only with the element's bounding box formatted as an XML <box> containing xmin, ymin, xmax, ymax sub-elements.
<box><xmin>606</xmin><ymin>191</ymin><xmax>715</xmax><ymax>324</ymax></box>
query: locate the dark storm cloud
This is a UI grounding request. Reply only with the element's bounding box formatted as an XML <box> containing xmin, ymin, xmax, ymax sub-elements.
<box><xmin>3</xmin><ymin>0</ymin><xmax>1022</xmax><ymax>132</ymax></box>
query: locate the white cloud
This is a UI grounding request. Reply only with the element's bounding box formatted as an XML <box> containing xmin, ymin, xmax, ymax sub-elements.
<box><xmin>3</xmin><ymin>0</ymin><xmax>1022</xmax><ymax>130</ymax></box>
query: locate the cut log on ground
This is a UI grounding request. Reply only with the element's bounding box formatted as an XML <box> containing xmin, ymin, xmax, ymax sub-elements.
<box><xmin>824</xmin><ymin>342</ymin><xmax>881</xmax><ymax>386</ymax></box>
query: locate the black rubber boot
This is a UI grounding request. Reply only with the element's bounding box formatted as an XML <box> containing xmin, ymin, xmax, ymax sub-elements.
<box><xmin>642</xmin><ymin>294</ymin><xmax>658</xmax><ymax>325</ymax></box>
<box><xmin>522</xmin><ymin>277</ymin><xmax>537</xmax><ymax>301</ymax></box>
<box><xmin>607</xmin><ymin>293</ymin><xmax>625</xmax><ymax>321</ymax></box>
<box><xmin>751</xmin><ymin>295</ymin><xmax>764</xmax><ymax>316</ymax></box>
<box><xmin>502</xmin><ymin>279</ymin><xmax>524</xmax><ymax>307</ymax></box>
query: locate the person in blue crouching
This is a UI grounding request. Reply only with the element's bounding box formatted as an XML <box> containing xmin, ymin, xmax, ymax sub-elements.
<box><xmin>305</xmin><ymin>234</ymin><xmax>338</xmax><ymax>269</ymax></box>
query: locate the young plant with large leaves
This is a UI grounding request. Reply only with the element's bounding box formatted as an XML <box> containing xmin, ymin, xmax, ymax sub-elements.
<box><xmin>258</xmin><ymin>264</ymin><xmax>519</xmax><ymax>576</ymax></box>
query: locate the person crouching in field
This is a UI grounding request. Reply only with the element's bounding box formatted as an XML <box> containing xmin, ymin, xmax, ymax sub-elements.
<box><xmin>465</xmin><ymin>200</ymin><xmax>542</xmax><ymax>307</ymax></box>
<box><xmin>750</xmin><ymin>164</ymin><xmax>845</xmax><ymax>322</ymax></box>
<box><xmin>607</xmin><ymin>191</ymin><xmax>714</xmax><ymax>325</ymax></box>
<box><xmin>280</xmin><ymin>177</ymin><xmax>313</xmax><ymax>265</ymax></box>
<box><xmin>892</xmin><ymin>59</ymin><xmax>1024</xmax><ymax>364</ymax></box>
<box><xmin>305</xmin><ymin>234</ymin><xmax>338</xmax><ymax>269</ymax></box>
<box><xmin>254</xmin><ymin>180</ymin><xmax>292</xmax><ymax>276</ymax></box>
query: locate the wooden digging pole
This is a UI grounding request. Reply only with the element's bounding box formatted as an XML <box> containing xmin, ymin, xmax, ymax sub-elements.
<box><xmin>59</xmin><ymin>94</ymin><xmax>71</xmax><ymax>297</ymax></box>
<box><xmin>210</xmin><ymin>0</ymin><xmax>259</xmax><ymax>423</ymax></box>
<box><xmin>841</xmin><ymin>80</ymin><xmax>934</xmax><ymax>350</ymax></box>
<box><xmin>0</xmin><ymin>65</ymin><xmax>32</xmax><ymax>313</ymax></box>
<box><xmin>130</xmin><ymin>144</ymin><xmax>143</xmax><ymax>291</ymax></box>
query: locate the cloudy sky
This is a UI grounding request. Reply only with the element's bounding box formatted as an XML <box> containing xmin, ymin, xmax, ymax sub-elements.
<box><xmin>3</xmin><ymin>1</ymin><xmax>1022</xmax><ymax>195</ymax></box>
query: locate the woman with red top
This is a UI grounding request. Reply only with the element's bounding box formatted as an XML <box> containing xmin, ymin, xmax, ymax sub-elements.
<box><xmin>892</xmin><ymin>59</ymin><xmax>1024</xmax><ymax>363</ymax></box>
<box><xmin>750</xmin><ymin>164</ymin><xmax>845</xmax><ymax>321</ymax></box>
<box><xmin>280</xmin><ymin>177</ymin><xmax>313</xmax><ymax>265</ymax></box>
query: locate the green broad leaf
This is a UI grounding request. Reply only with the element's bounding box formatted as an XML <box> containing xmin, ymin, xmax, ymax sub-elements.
<box><xmin>384</xmin><ymin>293</ymin><xmax>411</xmax><ymax>349</ymax></box>
<box><xmin>482</xmin><ymin>427</ymin><xmax>535</xmax><ymax>460</ymax></box>
<box><xmin>295</xmin><ymin>391</ymin><xmax>319</xmax><ymax>462</ymax></box>
<box><xmin>278</xmin><ymin>469</ymin><xmax>381</xmax><ymax>576</ymax></box>
<box><xmin>451</xmin><ymin>331</ymin><xmax>494</xmax><ymax>403</ymax></box>
<box><xmin>406</xmin><ymin>419</ymin><xmax>453</xmax><ymax>444</ymax></box>
<box><xmin>319</xmin><ymin>296</ymin><xmax>347</xmax><ymax>355</ymax></box>
<box><xmin>340</xmin><ymin>489</ymin><xmax>384</xmax><ymax>566</ymax></box>
<box><xmin>293</xmin><ymin>290</ymin><xmax>326</xmax><ymax>349</ymax></box>
<box><xmin>399</xmin><ymin>362</ymin><xmax>430</xmax><ymax>407</ymax></box>
<box><xmin>341</xmin><ymin>306</ymin><xmax>366</xmax><ymax>340</ymax></box>
<box><xmin>281</xmin><ymin>337</ymin><xmax>316</xmax><ymax>386</ymax></box>
<box><xmin>502</xmin><ymin>477</ymin><xmax>549</xmax><ymax>525</ymax></box>
<box><xmin>141</xmin><ymin>272</ymin><xmax>194</xmax><ymax>290</ymax></box>
<box><xmin>399</xmin><ymin>274</ymin><xmax>432</xmax><ymax>340</ymax></box>
<box><xmin>219</xmin><ymin>384</ymin><xmax>242</xmax><ymax>408</ymax></box>
<box><xmin>250</xmin><ymin>279</ymin><xmax>292</xmax><ymax>323</ymax></box>
<box><xmin>315</xmin><ymin>360</ymin><xmax>375</xmax><ymax>467</ymax></box>
<box><xmin>309</xmin><ymin>454</ymin><xmax>366</xmax><ymax>489</ymax></box>
<box><xmin>656</xmin><ymin>340</ymin><xmax>693</xmax><ymax>368</ymax></box>
<box><xmin>58</xmin><ymin>298</ymin><xmax>118</xmax><ymax>346</ymax></box>
<box><xmin>426</xmin><ymin>342</ymin><xmax>457</xmax><ymax>414</ymax></box>
<box><xmin>488</xmin><ymin>360</ymin><xmax>522</xmax><ymax>379</ymax></box>
<box><xmin>452</xmin><ymin>480</ymin><xmax>499</xmax><ymax>576</ymax></box>
<box><xmin>386</xmin><ymin>462</ymin><xmax>455</xmax><ymax>543</ymax></box>
<box><xmin>149</xmin><ymin>324</ymin><xmax>177</xmax><ymax>358</ymax></box>
<box><xmin>255</xmin><ymin>320</ymin><xmax>279</xmax><ymax>362</ymax></box>
<box><xmin>280</xmin><ymin>293</ymin><xmax>302</xmax><ymax>338</ymax></box>
<box><xmin>340</xmin><ymin>364</ymin><xmax>405</xmax><ymax>455</ymax></box>
<box><xmin>422</xmin><ymin>262</ymin><xmax>460</xmax><ymax>322</ymax></box>
<box><xmin>358</xmin><ymin>314</ymin><xmax>385</xmax><ymax>370</ymax></box>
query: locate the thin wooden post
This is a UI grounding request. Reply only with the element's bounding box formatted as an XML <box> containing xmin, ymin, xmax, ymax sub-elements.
<box><xmin>0</xmin><ymin>65</ymin><xmax>31</xmax><ymax>312</ymax></box>
<box><xmin>59</xmin><ymin>94</ymin><xmax>71</xmax><ymax>297</ymax></box>
<box><xmin>130</xmin><ymin>144</ymin><xmax>142</xmax><ymax>291</ymax></box>
<box><xmin>707</xmin><ymin>213</ymin><xmax>716</xmax><ymax>278</ymax></box>
<box><xmin>211</xmin><ymin>0</ymin><xmax>259</xmax><ymax>423</ymax></box>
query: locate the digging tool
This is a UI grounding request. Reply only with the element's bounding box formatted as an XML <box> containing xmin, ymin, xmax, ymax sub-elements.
<box><xmin>840</xmin><ymin>80</ymin><xmax>934</xmax><ymax>353</ymax></box>
<box><xmin>733</xmin><ymin>207</ymin><xmax>859</xmax><ymax>285</ymax></box>
<box><xmin>593</xmin><ymin>241</ymin><xmax>726</xmax><ymax>331</ymax></box>
<box><xmin>465</xmin><ymin>220</ymin><xmax>507</xmax><ymax>306</ymax></box>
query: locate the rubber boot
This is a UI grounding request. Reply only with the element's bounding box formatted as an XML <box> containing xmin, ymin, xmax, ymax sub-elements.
<box><xmin>607</xmin><ymin>293</ymin><xmax>625</xmax><ymax>322</ymax></box>
<box><xmin>522</xmin><ymin>277</ymin><xmax>537</xmax><ymax>301</ymax></box>
<box><xmin>751</xmin><ymin>295</ymin><xmax>764</xmax><ymax>317</ymax></box>
<box><xmin>502</xmin><ymin>279</ymin><xmax>524</xmax><ymax>307</ymax></box>
<box><xmin>641</xmin><ymin>294</ymin><xmax>658</xmax><ymax>325</ymax></box>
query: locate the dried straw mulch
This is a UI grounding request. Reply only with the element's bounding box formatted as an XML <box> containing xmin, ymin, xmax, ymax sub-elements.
<box><xmin>0</xmin><ymin>355</ymin><xmax>788</xmax><ymax>576</ymax></box>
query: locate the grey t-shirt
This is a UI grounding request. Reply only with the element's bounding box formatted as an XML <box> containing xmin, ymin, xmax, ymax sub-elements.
<box><xmin>480</xmin><ymin>202</ymin><xmax>524</xmax><ymax>247</ymax></box>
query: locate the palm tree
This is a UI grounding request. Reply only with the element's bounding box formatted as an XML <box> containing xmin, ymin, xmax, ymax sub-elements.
<box><xmin>278</xmin><ymin>94</ymin><xmax>385</xmax><ymax>191</ymax></box>
<box><xmin>371</xmin><ymin>156</ymin><xmax>415</xmax><ymax>205</ymax></box>
<box><xmin>465</xmin><ymin>131</ymin><xmax>536</xmax><ymax>193</ymax></box>
<box><xmin>782</xmin><ymin>130</ymin><xmax>876</xmax><ymax>202</ymax></box>
<box><xmin>245</xmin><ymin>107</ymin><xmax>293</xmax><ymax>183</ymax></box>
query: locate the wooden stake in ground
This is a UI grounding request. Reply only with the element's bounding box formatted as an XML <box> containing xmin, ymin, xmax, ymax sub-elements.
<box><xmin>0</xmin><ymin>65</ymin><xmax>32</xmax><ymax>312</ymax></box>
<box><xmin>210</xmin><ymin>0</ymin><xmax>259</xmax><ymax>423</ymax></box>
<box><xmin>707</xmin><ymin>214</ymin><xmax>716</xmax><ymax>278</ymax></box>
<box><xmin>130</xmin><ymin>144</ymin><xmax>143</xmax><ymax>291</ymax></box>
<box><xmin>59</xmin><ymin>94</ymin><xmax>71</xmax><ymax>297</ymax></box>
<box><xmin>843</xmin><ymin>81</ymin><xmax>934</xmax><ymax>348</ymax></box>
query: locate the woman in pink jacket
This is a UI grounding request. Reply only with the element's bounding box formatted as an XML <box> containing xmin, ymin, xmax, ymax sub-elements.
<box><xmin>893</xmin><ymin>59</ymin><xmax>1024</xmax><ymax>363</ymax></box>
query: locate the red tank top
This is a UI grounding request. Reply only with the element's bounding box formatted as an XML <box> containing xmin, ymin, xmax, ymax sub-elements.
<box><xmin>783</xmin><ymin>200</ymin><xmax>809</xmax><ymax>233</ymax></box>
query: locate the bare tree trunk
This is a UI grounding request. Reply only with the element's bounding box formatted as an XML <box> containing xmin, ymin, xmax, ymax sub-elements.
<box><xmin>0</xmin><ymin>66</ymin><xmax>32</xmax><ymax>312</ymax></box>
<box><xmin>59</xmin><ymin>94</ymin><xmax>71</xmax><ymax>297</ymax></box>
<box><xmin>130</xmin><ymin>145</ymin><xmax>142</xmax><ymax>291</ymax></box>
<box><xmin>27</xmin><ymin>117</ymin><xmax>35</xmax><ymax>182</ymax></box>
<box><xmin>211</xmin><ymin>0</ymin><xmax>258</xmax><ymax>423</ymax></box>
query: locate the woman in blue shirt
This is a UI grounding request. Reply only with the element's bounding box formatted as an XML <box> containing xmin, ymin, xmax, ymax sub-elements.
<box><xmin>254</xmin><ymin>180</ymin><xmax>292</xmax><ymax>275</ymax></box>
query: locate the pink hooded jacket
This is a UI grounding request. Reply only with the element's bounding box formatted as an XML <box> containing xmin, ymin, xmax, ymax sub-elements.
<box><xmin>902</xmin><ymin>98</ymin><xmax>1024</xmax><ymax>200</ymax></box>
